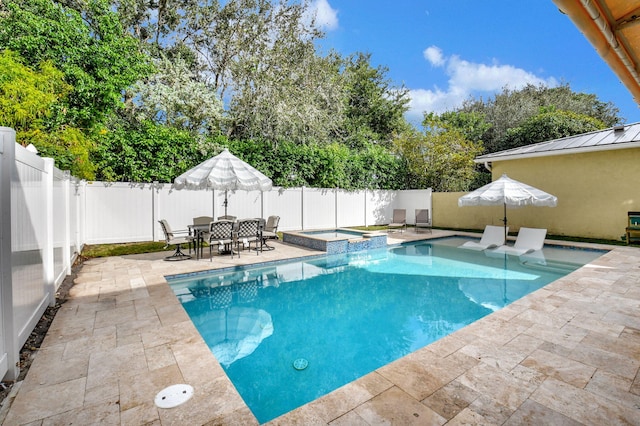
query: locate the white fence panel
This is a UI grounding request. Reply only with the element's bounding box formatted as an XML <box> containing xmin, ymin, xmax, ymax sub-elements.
<box><xmin>337</xmin><ymin>190</ymin><xmax>365</xmax><ymax>228</ymax></box>
<box><xmin>263</xmin><ymin>187</ymin><xmax>302</xmax><ymax>231</ymax></box>
<box><xmin>303</xmin><ymin>188</ymin><xmax>336</xmax><ymax>230</ymax></box>
<box><xmin>85</xmin><ymin>182</ymin><xmax>153</xmax><ymax>244</ymax></box>
<box><xmin>2</xmin><ymin>133</ymin><xmax>82</xmax><ymax>381</ymax></box>
<box><xmin>81</xmin><ymin>183</ymin><xmax>430</xmax><ymax>242</ymax></box>
<box><xmin>12</xmin><ymin>144</ymin><xmax>50</xmax><ymax>352</ymax></box>
<box><xmin>366</xmin><ymin>190</ymin><xmax>396</xmax><ymax>225</ymax></box>
<box><xmin>223</xmin><ymin>190</ymin><xmax>263</xmax><ymax>220</ymax></box>
<box><xmin>74</xmin><ymin>180</ymin><xmax>86</xmax><ymax>254</ymax></box>
<box><xmin>156</xmin><ymin>185</ymin><xmax>213</xmax><ymax>239</ymax></box>
<box><xmin>394</xmin><ymin>189</ymin><xmax>433</xmax><ymax>224</ymax></box>
<box><xmin>69</xmin><ymin>179</ymin><xmax>80</xmax><ymax>263</ymax></box>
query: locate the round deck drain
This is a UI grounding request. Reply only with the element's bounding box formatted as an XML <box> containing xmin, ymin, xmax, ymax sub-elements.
<box><xmin>154</xmin><ymin>384</ymin><xmax>194</xmax><ymax>409</ymax></box>
<box><xmin>293</xmin><ymin>358</ymin><xmax>308</xmax><ymax>370</ymax></box>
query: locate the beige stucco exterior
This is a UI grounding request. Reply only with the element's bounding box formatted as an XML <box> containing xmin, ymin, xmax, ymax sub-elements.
<box><xmin>433</xmin><ymin>147</ymin><xmax>640</xmax><ymax>241</ymax></box>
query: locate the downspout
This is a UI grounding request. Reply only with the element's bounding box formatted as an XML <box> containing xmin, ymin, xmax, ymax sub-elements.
<box><xmin>483</xmin><ymin>161</ymin><xmax>492</xmax><ymax>172</ymax></box>
<box><xmin>552</xmin><ymin>0</ymin><xmax>640</xmax><ymax>104</ymax></box>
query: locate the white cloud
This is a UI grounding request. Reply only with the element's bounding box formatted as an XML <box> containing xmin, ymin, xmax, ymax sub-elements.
<box><xmin>423</xmin><ymin>46</ymin><xmax>444</xmax><ymax>67</ymax></box>
<box><xmin>407</xmin><ymin>47</ymin><xmax>558</xmax><ymax>124</ymax></box>
<box><xmin>309</xmin><ymin>0</ymin><xmax>339</xmax><ymax>31</ymax></box>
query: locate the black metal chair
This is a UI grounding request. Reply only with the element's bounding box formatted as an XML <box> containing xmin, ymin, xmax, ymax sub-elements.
<box><xmin>208</xmin><ymin>220</ymin><xmax>235</xmax><ymax>261</ymax></box>
<box><xmin>235</xmin><ymin>218</ymin><xmax>261</xmax><ymax>256</ymax></box>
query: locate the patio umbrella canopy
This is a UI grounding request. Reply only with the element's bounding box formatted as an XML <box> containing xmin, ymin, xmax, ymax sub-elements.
<box><xmin>173</xmin><ymin>148</ymin><xmax>273</xmax><ymax>215</ymax></box>
<box><xmin>458</xmin><ymin>174</ymin><xmax>558</xmax><ymax>240</ymax></box>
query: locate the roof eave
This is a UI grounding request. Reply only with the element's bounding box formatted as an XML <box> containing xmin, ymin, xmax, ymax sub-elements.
<box><xmin>474</xmin><ymin>139</ymin><xmax>640</xmax><ymax>163</ymax></box>
<box><xmin>551</xmin><ymin>0</ymin><xmax>640</xmax><ymax>105</ymax></box>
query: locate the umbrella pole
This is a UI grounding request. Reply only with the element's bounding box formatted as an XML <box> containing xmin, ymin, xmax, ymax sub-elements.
<box><xmin>224</xmin><ymin>190</ymin><xmax>228</xmax><ymax>216</ymax></box>
<box><xmin>503</xmin><ymin>202</ymin><xmax>508</xmax><ymax>243</ymax></box>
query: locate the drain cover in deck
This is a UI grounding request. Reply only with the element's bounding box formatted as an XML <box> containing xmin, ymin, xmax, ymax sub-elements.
<box><xmin>154</xmin><ymin>384</ymin><xmax>194</xmax><ymax>408</ymax></box>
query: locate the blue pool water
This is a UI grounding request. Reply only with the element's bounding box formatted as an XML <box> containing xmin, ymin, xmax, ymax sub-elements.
<box><xmin>167</xmin><ymin>237</ymin><xmax>605</xmax><ymax>423</ymax></box>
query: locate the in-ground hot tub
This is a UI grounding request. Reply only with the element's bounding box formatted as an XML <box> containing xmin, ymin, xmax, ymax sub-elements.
<box><xmin>282</xmin><ymin>228</ymin><xmax>387</xmax><ymax>254</ymax></box>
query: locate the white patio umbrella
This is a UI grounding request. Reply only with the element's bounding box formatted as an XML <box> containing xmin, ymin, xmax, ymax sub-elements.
<box><xmin>173</xmin><ymin>148</ymin><xmax>272</xmax><ymax>216</ymax></box>
<box><xmin>458</xmin><ymin>174</ymin><xmax>557</xmax><ymax>241</ymax></box>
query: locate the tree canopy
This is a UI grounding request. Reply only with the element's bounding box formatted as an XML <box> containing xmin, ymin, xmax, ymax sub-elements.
<box><xmin>0</xmin><ymin>0</ymin><xmax>628</xmax><ymax>191</ymax></box>
<box><xmin>458</xmin><ymin>83</ymin><xmax>621</xmax><ymax>154</ymax></box>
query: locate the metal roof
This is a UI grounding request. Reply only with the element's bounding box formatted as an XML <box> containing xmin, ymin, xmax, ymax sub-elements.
<box><xmin>475</xmin><ymin>122</ymin><xmax>640</xmax><ymax>163</ymax></box>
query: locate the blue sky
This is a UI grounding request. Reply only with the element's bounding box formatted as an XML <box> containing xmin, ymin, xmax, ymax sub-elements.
<box><xmin>307</xmin><ymin>0</ymin><xmax>640</xmax><ymax>127</ymax></box>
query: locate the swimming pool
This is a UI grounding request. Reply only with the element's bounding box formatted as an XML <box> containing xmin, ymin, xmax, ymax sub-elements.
<box><xmin>167</xmin><ymin>237</ymin><xmax>605</xmax><ymax>423</ymax></box>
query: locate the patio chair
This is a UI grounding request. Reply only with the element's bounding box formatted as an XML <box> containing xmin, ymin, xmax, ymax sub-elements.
<box><xmin>192</xmin><ymin>216</ymin><xmax>214</xmax><ymax>258</ymax></box>
<box><xmin>208</xmin><ymin>220</ymin><xmax>236</xmax><ymax>261</ymax></box>
<box><xmin>159</xmin><ymin>219</ymin><xmax>194</xmax><ymax>261</ymax></box>
<box><xmin>414</xmin><ymin>209</ymin><xmax>432</xmax><ymax>233</ymax></box>
<box><xmin>388</xmin><ymin>209</ymin><xmax>406</xmax><ymax>233</ymax></box>
<box><xmin>459</xmin><ymin>225</ymin><xmax>508</xmax><ymax>250</ymax></box>
<box><xmin>261</xmin><ymin>215</ymin><xmax>280</xmax><ymax>251</ymax></box>
<box><xmin>235</xmin><ymin>218</ymin><xmax>261</xmax><ymax>256</ymax></box>
<box><xmin>491</xmin><ymin>227</ymin><xmax>547</xmax><ymax>255</ymax></box>
<box><xmin>193</xmin><ymin>216</ymin><xmax>213</xmax><ymax>226</ymax></box>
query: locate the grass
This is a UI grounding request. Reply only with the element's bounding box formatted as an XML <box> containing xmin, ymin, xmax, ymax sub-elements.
<box><xmin>81</xmin><ymin>241</ymin><xmax>176</xmax><ymax>258</ymax></box>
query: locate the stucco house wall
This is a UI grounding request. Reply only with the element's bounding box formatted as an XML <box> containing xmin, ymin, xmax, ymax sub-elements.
<box><xmin>433</xmin><ymin>146</ymin><xmax>640</xmax><ymax>241</ymax></box>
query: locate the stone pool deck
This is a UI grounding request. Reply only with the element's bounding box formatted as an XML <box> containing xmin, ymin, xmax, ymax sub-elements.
<box><xmin>1</xmin><ymin>230</ymin><xmax>639</xmax><ymax>425</ymax></box>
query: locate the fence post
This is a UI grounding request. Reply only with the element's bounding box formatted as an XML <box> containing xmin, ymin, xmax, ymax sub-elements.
<box><xmin>333</xmin><ymin>187</ymin><xmax>338</xmax><ymax>229</ymax></box>
<box><xmin>63</xmin><ymin>171</ymin><xmax>71</xmax><ymax>275</ymax></box>
<box><xmin>75</xmin><ymin>179</ymin><xmax>84</xmax><ymax>254</ymax></box>
<box><xmin>364</xmin><ymin>189</ymin><xmax>368</xmax><ymax>228</ymax></box>
<box><xmin>301</xmin><ymin>186</ymin><xmax>305</xmax><ymax>230</ymax></box>
<box><xmin>151</xmin><ymin>181</ymin><xmax>159</xmax><ymax>242</ymax></box>
<box><xmin>0</xmin><ymin>130</ymin><xmax>18</xmax><ymax>380</ymax></box>
<box><xmin>43</xmin><ymin>158</ymin><xmax>55</xmax><ymax>306</ymax></box>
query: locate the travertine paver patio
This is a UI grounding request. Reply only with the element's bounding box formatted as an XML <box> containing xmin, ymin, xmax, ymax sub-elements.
<box><xmin>1</xmin><ymin>231</ymin><xmax>639</xmax><ymax>425</ymax></box>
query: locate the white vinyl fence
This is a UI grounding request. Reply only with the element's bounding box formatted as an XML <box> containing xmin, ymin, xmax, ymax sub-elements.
<box><xmin>0</xmin><ymin>127</ymin><xmax>431</xmax><ymax>380</ymax></box>
<box><xmin>1</xmin><ymin>128</ymin><xmax>84</xmax><ymax>380</ymax></box>
<box><xmin>82</xmin><ymin>183</ymin><xmax>432</xmax><ymax>244</ymax></box>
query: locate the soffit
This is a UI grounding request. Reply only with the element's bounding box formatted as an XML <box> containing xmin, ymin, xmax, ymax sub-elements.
<box><xmin>552</xmin><ymin>0</ymin><xmax>640</xmax><ymax>106</ymax></box>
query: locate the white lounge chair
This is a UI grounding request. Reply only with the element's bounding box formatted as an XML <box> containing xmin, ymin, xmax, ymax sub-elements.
<box><xmin>491</xmin><ymin>227</ymin><xmax>547</xmax><ymax>255</ymax></box>
<box><xmin>459</xmin><ymin>225</ymin><xmax>507</xmax><ymax>250</ymax></box>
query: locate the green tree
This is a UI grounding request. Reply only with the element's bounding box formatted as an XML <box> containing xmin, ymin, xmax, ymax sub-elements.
<box><xmin>460</xmin><ymin>83</ymin><xmax>622</xmax><ymax>153</ymax></box>
<box><xmin>219</xmin><ymin>1</ymin><xmax>344</xmax><ymax>144</ymax></box>
<box><xmin>424</xmin><ymin>111</ymin><xmax>491</xmax><ymax>145</ymax></box>
<box><xmin>0</xmin><ymin>50</ymin><xmax>68</xmax><ymax>131</ymax></box>
<box><xmin>93</xmin><ymin>119</ymin><xmax>208</xmax><ymax>182</ymax></box>
<box><xmin>0</xmin><ymin>49</ymin><xmax>96</xmax><ymax>178</ymax></box>
<box><xmin>341</xmin><ymin>52</ymin><xmax>411</xmax><ymax>149</ymax></box>
<box><xmin>394</xmin><ymin>120</ymin><xmax>484</xmax><ymax>192</ymax></box>
<box><xmin>129</xmin><ymin>54</ymin><xmax>224</xmax><ymax>135</ymax></box>
<box><xmin>0</xmin><ymin>0</ymin><xmax>153</xmax><ymax>129</ymax></box>
<box><xmin>500</xmin><ymin>108</ymin><xmax>606</xmax><ymax>151</ymax></box>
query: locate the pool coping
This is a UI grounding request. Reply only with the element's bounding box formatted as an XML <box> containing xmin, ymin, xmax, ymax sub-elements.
<box><xmin>2</xmin><ymin>230</ymin><xmax>638</xmax><ymax>425</ymax></box>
